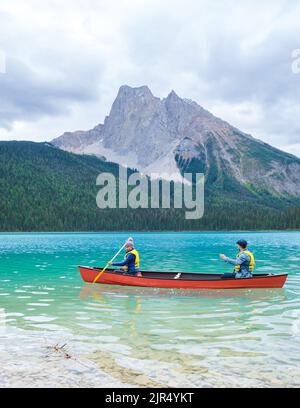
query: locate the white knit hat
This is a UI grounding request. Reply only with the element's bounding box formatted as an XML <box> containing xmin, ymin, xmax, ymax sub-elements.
<box><xmin>126</xmin><ymin>237</ymin><xmax>134</xmax><ymax>247</ymax></box>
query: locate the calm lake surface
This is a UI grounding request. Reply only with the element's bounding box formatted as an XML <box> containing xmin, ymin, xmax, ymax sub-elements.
<box><xmin>0</xmin><ymin>231</ymin><xmax>299</xmax><ymax>387</ymax></box>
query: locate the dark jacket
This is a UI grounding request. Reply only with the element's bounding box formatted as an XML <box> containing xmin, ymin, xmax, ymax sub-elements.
<box><xmin>112</xmin><ymin>252</ymin><xmax>137</xmax><ymax>274</ymax></box>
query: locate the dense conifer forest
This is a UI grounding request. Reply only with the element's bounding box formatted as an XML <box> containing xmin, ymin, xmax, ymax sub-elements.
<box><xmin>0</xmin><ymin>141</ymin><xmax>299</xmax><ymax>231</ymax></box>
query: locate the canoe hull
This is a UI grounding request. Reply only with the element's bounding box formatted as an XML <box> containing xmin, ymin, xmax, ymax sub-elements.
<box><xmin>78</xmin><ymin>266</ymin><xmax>288</xmax><ymax>289</ymax></box>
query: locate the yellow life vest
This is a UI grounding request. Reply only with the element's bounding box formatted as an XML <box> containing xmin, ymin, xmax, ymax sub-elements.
<box><xmin>235</xmin><ymin>250</ymin><xmax>255</xmax><ymax>273</ymax></box>
<box><xmin>123</xmin><ymin>249</ymin><xmax>140</xmax><ymax>272</ymax></box>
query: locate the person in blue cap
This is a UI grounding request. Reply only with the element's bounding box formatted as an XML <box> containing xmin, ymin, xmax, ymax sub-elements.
<box><xmin>220</xmin><ymin>239</ymin><xmax>255</xmax><ymax>279</ymax></box>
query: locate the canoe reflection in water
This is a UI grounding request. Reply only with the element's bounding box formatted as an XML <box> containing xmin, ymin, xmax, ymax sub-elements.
<box><xmin>80</xmin><ymin>283</ymin><xmax>287</xmax><ymax>305</ymax></box>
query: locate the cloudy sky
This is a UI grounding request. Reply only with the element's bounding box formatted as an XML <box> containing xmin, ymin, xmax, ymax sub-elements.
<box><xmin>0</xmin><ymin>0</ymin><xmax>300</xmax><ymax>156</ymax></box>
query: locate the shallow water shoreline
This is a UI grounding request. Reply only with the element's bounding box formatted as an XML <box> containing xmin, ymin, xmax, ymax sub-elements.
<box><xmin>1</xmin><ymin>232</ymin><xmax>300</xmax><ymax>388</ymax></box>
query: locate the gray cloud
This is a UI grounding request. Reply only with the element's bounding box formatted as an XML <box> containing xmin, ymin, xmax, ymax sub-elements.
<box><xmin>0</xmin><ymin>0</ymin><xmax>299</xmax><ymax>156</ymax></box>
<box><xmin>0</xmin><ymin>55</ymin><xmax>103</xmax><ymax>129</ymax></box>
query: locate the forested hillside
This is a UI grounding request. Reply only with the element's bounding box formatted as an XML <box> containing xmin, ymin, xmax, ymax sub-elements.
<box><xmin>0</xmin><ymin>141</ymin><xmax>299</xmax><ymax>231</ymax></box>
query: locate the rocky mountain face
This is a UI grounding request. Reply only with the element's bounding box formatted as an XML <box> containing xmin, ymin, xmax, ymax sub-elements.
<box><xmin>52</xmin><ymin>85</ymin><xmax>300</xmax><ymax>197</ymax></box>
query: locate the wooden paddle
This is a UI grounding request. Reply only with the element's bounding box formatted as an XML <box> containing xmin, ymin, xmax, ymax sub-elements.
<box><xmin>92</xmin><ymin>239</ymin><xmax>130</xmax><ymax>284</ymax></box>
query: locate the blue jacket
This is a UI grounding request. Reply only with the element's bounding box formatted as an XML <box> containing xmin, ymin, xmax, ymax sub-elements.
<box><xmin>225</xmin><ymin>252</ymin><xmax>253</xmax><ymax>278</ymax></box>
<box><xmin>112</xmin><ymin>252</ymin><xmax>137</xmax><ymax>274</ymax></box>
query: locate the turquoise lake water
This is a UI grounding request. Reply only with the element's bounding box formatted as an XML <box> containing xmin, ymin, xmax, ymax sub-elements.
<box><xmin>0</xmin><ymin>231</ymin><xmax>300</xmax><ymax>387</ymax></box>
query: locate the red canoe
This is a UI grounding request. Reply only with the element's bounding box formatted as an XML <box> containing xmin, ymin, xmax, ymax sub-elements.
<box><xmin>78</xmin><ymin>266</ymin><xmax>288</xmax><ymax>289</ymax></box>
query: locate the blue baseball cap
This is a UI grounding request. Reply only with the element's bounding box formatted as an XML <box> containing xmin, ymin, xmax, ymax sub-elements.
<box><xmin>236</xmin><ymin>239</ymin><xmax>247</xmax><ymax>248</ymax></box>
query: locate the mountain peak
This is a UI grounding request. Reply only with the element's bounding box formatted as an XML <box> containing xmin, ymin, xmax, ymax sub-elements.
<box><xmin>167</xmin><ymin>90</ymin><xmax>180</xmax><ymax>99</ymax></box>
<box><xmin>108</xmin><ymin>85</ymin><xmax>157</xmax><ymax>122</ymax></box>
<box><xmin>117</xmin><ymin>85</ymin><xmax>153</xmax><ymax>98</ymax></box>
<box><xmin>52</xmin><ymin>85</ymin><xmax>300</xmax><ymax>197</ymax></box>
